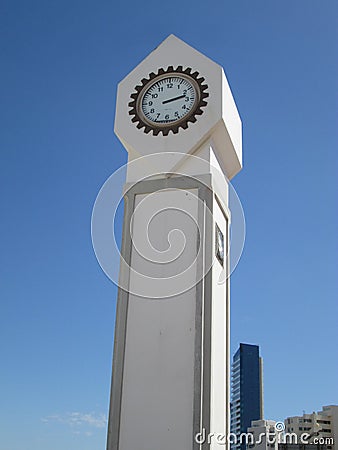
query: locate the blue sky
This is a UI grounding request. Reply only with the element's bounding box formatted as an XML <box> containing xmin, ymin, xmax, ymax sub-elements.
<box><xmin>1</xmin><ymin>1</ymin><xmax>337</xmax><ymax>449</ymax></box>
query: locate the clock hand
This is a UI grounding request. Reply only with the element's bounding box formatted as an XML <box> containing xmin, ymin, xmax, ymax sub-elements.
<box><xmin>162</xmin><ymin>94</ymin><xmax>186</xmax><ymax>104</ymax></box>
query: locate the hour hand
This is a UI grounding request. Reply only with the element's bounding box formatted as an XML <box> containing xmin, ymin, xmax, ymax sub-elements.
<box><xmin>162</xmin><ymin>94</ymin><xmax>186</xmax><ymax>105</ymax></box>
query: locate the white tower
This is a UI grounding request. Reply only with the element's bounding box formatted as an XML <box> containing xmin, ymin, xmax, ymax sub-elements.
<box><xmin>107</xmin><ymin>35</ymin><xmax>242</xmax><ymax>450</ymax></box>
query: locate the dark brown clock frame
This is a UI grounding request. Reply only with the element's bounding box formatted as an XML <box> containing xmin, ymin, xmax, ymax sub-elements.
<box><xmin>128</xmin><ymin>65</ymin><xmax>209</xmax><ymax>136</ymax></box>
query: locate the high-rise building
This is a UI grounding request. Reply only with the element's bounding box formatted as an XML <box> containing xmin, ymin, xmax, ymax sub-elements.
<box><xmin>230</xmin><ymin>343</ymin><xmax>264</xmax><ymax>450</ymax></box>
<box><xmin>284</xmin><ymin>405</ymin><xmax>338</xmax><ymax>450</ymax></box>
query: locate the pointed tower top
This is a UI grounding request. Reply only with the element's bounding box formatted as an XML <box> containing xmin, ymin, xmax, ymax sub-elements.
<box><xmin>114</xmin><ymin>35</ymin><xmax>242</xmax><ymax>179</ymax></box>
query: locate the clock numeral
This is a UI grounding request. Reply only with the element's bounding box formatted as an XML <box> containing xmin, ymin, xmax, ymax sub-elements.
<box><xmin>151</xmin><ymin>93</ymin><xmax>158</xmax><ymax>98</ymax></box>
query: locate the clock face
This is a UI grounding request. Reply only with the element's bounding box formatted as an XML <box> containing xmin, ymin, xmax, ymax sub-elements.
<box><xmin>139</xmin><ymin>75</ymin><xmax>198</xmax><ymax>125</ymax></box>
<box><xmin>215</xmin><ymin>224</ymin><xmax>224</xmax><ymax>266</ymax></box>
<box><xmin>129</xmin><ymin>66</ymin><xmax>209</xmax><ymax>136</ymax></box>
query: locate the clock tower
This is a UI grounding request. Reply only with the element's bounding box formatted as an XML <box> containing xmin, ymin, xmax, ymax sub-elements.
<box><xmin>106</xmin><ymin>35</ymin><xmax>242</xmax><ymax>450</ymax></box>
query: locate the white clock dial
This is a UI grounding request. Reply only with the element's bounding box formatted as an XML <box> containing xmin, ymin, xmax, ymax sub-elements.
<box><xmin>140</xmin><ymin>76</ymin><xmax>198</xmax><ymax>125</ymax></box>
<box><xmin>216</xmin><ymin>224</ymin><xmax>224</xmax><ymax>266</ymax></box>
<box><xmin>129</xmin><ymin>66</ymin><xmax>209</xmax><ymax>136</ymax></box>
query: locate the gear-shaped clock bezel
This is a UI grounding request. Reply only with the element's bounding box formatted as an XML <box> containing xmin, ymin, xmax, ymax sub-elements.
<box><xmin>128</xmin><ymin>66</ymin><xmax>209</xmax><ymax>136</ymax></box>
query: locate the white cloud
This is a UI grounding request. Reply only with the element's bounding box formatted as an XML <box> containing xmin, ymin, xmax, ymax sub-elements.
<box><xmin>41</xmin><ymin>411</ymin><xmax>107</xmax><ymax>431</ymax></box>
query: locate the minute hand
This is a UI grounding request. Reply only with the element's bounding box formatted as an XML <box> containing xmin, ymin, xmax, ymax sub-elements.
<box><xmin>162</xmin><ymin>94</ymin><xmax>186</xmax><ymax>104</ymax></box>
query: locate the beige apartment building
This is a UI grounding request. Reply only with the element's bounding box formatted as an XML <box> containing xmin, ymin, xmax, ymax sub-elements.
<box><xmin>247</xmin><ymin>419</ymin><xmax>279</xmax><ymax>450</ymax></box>
<box><xmin>284</xmin><ymin>405</ymin><xmax>338</xmax><ymax>450</ymax></box>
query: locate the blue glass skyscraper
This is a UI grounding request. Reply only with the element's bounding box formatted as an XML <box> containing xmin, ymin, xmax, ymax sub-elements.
<box><xmin>230</xmin><ymin>343</ymin><xmax>264</xmax><ymax>450</ymax></box>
